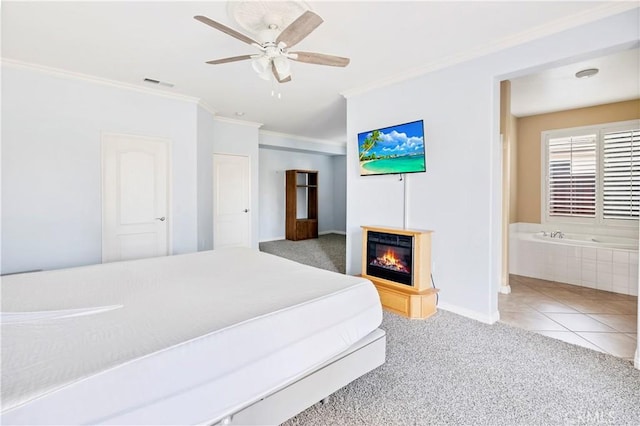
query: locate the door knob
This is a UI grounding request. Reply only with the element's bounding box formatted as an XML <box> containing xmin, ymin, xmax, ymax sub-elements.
<box><xmin>155</xmin><ymin>217</ymin><xmax>166</xmax><ymax>221</ymax></box>
<box><xmin>243</xmin><ymin>209</ymin><xmax>249</xmax><ymax>213</ymax></box>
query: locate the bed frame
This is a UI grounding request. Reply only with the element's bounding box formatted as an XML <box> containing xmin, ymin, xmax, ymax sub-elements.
<box><xmin>209</xmin><ymin>329</ymin><xmax>386</xmax><ymax>425</ymax></box>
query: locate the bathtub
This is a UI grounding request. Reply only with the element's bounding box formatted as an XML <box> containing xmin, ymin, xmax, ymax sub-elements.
<box><xmin>531</xmin><ymin>232</ymin><xmax>638</xmax><ymax>251</ymax></box>
<box><xmin>509</xmin><ymin>228</ymin><xmax>639</xmax><ymax>296</ymax></box>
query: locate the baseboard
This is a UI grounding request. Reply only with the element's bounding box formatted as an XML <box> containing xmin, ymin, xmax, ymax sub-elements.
<box><xmin>634</xmin><ymin>347</ymin><xmax>640</xmax><ymax>370</ymax></box>
<box><xmin>259</xmin><ymin>236</ymin><xmax>286</xmax><ymax>243</ymax></box>
<box><xmin>319</xmin><ymin>230</ymin><xmax>346</xmax><ymax>236</ymax></box>
<box><xmin>499</xmin><ymin>285</ymin><xmax>512</xmax><ymax>294</ymax></box>
<box><xmin>438</xmin><ymin>302</ymin><xmax>500</xmax><ymax>324</ymax></box>
<box><xmin>259</xmin><ymin>231</ymin><xmax>345</xmax><ymax>243</ymax></box>
<box><xmin>491</xmin><ymin>310</ymin><xmax>500</xmax><ymax>323</ymax></box>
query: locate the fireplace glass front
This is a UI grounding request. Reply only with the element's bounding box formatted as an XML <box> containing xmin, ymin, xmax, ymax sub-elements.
<box><xmin>366</xmin><ymin>231</ymin><xmax>413</xmax><ymax>286</ymax></box>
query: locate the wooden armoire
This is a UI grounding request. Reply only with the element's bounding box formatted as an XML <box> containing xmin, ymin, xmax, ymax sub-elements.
<box><xmin>285</xmin><ymin>170</ymin><xmax>318</xmax><ymax>241</ymax></box>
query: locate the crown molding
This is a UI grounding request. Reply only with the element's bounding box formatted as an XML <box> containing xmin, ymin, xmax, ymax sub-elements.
<box><xmin>197</xmin><ymin>100</ymin><xmax>217</xmax><ymax>117</ymax></box>
<box><xmin>213</xmin><ymin>115</ymin><xmax>263</xmax><ymax>128</ymax></box>
<box><xmin>1</xmin><ymin>57</ymin><xmax>202</xmax><ymax>104</ymax></box>
<box><xmin>259</xmin><ymin>129</ymin><xmax>346</xmax><ymax>146</ymax></box>
<box><xmin>341</xmin><ymin>3</ymin><xmax>639</xmax><ymax>99</ymax></box>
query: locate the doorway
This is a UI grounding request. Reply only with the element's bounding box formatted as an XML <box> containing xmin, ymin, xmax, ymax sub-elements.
<box><xmin>498</xmin><ymin>48</ymin><xmax>639</xmax><ymax>361</ymax></box>
<box><xmin>213</xmin><ymin>153</ymin><xmax>251</xmax><ymax>248</ymax></box>
<box><xmin>102</xmin><ymin>133</ymin><xmax>171</xmax><ymax>263</ymax></box>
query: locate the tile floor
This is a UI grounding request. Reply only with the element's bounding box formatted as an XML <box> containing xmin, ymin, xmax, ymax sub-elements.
<box><xmin>499</xmin><ymin>275</ymin><xmax>638</xmax><ymax>361</ymax></box>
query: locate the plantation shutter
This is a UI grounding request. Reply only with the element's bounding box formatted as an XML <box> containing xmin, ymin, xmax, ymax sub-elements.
<box><xmin>603</xmin><ymin>128</ymin><xmax>640</xmax><ymax>220</ymax></box>
<box><xmin>547</xmin><ymin>135</ymin><xmax>597</xmax><ymax>217</ymax></box>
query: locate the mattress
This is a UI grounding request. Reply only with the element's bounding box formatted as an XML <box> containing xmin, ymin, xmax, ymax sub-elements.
<box><xmin>1</xmin><ymin>248</ymin><xmax>382</xmax><ymax>425</ymax></box>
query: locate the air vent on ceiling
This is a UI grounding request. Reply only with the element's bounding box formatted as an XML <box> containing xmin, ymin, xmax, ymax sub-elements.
<box><xmin>143</xmin><ymin>78</ymin><xmax>174</xmax><ymax>88</ymax></box>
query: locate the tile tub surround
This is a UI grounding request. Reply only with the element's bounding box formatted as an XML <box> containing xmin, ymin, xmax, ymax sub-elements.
<box><xmin>500</xmin><ymin>275</ymin><xmax>638</xmax><ymax>361</ymax></box>
<box><xmin>509</xmin><ymin>224</ymin><xmax>639</xmax><ymax>296</ymax></box>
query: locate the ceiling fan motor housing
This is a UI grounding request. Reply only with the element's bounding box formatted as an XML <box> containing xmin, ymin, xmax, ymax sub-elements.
<box><xmin>228</xmin><ymin>0</ymin><xmax>311</xmax><ymax>37</ymax></box>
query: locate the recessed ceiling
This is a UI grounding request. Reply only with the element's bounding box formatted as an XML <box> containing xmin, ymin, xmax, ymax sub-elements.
<box><xmin>1</xmin><ymin>1</ymin><xmax>635</xmax><ymax>141</ymax></box>
<box><xmin>511</xmin><ymin>47</ymin><xmax>640</xmax><ymax>117</ymax></box>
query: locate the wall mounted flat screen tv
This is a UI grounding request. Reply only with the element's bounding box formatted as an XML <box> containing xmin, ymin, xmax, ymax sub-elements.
<box><xmin>358</xmin><ymin>120</ymin><xmax>425</xmax><ymax>176</ymax></box>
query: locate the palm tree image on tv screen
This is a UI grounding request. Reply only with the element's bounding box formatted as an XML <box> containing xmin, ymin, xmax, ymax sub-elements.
<box><xmin>358</xmin><ymin>120</ymin><xmax>426</xmax><ymax>176</ymax></box>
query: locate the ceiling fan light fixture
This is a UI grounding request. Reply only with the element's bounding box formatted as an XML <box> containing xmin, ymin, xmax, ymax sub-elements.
<box><xmin>258</xmin><ymin>69</ymin><xmax>272</xmax><ymax>81</ymax></box>
<box><xmin>273</xmin><ymin>56</ymin><xmax>291</xmax><ymax>79</ymax></box>
<box><xmin>251</xmin><ymin>56</ymin><xmax>270</xmax><ymax>74</ymax></box>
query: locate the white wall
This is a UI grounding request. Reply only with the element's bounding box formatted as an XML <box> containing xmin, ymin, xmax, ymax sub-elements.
<box><xmin>332</xmin><ymin>155</ymin><xmax>347</xmax><ymax>233</ymax></box>
<box><xmin>196</xmin><ymin>106</ymin><xmax>216</xmax><ymax>251</ymax></box>
<box><xmin>345</xmin><ymin>9</ymin><xmax>640</xmax><ymax>322</ymax></box>
<box><xmin>1</xmin><ymin>68</ymin><xmax>346</xmax><ymax>270</ymax></box>
<box><xmin>1</xmin><ymin>64</ymin><xmax>198</xmax><ymax>274</ymax></box>
<box><xmin>259</xmin><ymin>130</ymin><xmax>346</xmax><ymax>156</ymax></box>
<box><xmin>258</xmin><ymin>146</ymin><xmax>346</xmax><ymax>242</ymax></box>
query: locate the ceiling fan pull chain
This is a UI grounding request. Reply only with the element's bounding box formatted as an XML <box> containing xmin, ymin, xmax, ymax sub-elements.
<box><xmin>269</xmin><ymin>74</ymin><xmax>282</xmax><ymax>99</ymax></box>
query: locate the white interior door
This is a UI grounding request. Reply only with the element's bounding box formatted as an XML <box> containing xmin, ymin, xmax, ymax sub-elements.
<box><xmin>213</xmin><ymin>154</ymin><xmax>251</xmax><ymax>249</ymax></box>
<box><xmin>102</xmin><ymin>133</ymin><xmax>170</xmax><ymax>263</ymax></box>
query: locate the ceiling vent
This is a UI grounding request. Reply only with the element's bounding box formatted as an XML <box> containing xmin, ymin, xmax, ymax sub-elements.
<box><xmin>143</xmin><ymin>78</ymin><xmax>174</xmax><ymax>88</ymax></box>
<box><xmin>575</xmin><ymin>68</ymin><xmax>599</xmax><ymax>79</ymax></box>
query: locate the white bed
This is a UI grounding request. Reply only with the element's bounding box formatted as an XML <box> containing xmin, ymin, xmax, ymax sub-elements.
<box><xmin>1</xmin><ymin>248</ymin><xmax>385</xmax><ymax>425</ymax></box>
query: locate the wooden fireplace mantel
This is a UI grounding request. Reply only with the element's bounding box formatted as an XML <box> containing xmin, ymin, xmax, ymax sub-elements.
<box><xmin>361</xmin><ymin>226</ymin><xmax>438</xmax><ymax>319</ymax></box>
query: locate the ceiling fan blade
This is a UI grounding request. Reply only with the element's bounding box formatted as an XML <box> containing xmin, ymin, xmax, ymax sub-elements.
<box><xmin>194</xmin><ymin>15</ymin><xmax>259</xmax><ymax>45</ymax></box>
<box><xmin>276</xmin><ymin>11</ymin><xmax>323</xmax><ymax>48</ymax></box>
<box><xmin>206</xmin><ymin>55</ymin><xmax>253</xmax><ymax>65</ymax></box>
<box><xmin>290</xmin><ymin>51</ymin><xmax>350</xmax><ymax>67</ymax></box>
<box><xmin>272</xmin><ymin>63</ymin><xmax>292</xmax><ymax>83</ymax></box>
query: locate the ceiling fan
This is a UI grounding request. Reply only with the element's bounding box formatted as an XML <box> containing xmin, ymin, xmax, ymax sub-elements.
<box><xmin>194</xmin><ymin>10</ymin><xmax>350</xmax><ymax>83</ymax></box>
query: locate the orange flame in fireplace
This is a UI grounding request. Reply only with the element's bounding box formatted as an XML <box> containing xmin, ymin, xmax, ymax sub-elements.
<box><xmin>371</xmin><ymin>248</ymin><xmax>409</xmax><ymax>273</ymax></box>
<box><xmin>382</xmin><ymin>249</ymin><xmax>400</xmax><ymax>267</ymax></box>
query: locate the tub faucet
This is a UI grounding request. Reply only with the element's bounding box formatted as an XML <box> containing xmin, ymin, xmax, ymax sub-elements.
<box><xmin>550</xmin><ymin>231</ymin><xmax>564</xmax><ymax>239</ymax></box>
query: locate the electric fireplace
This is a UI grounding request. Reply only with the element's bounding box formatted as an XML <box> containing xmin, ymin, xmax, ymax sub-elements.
<box><xmin>361</xmin><ymin>226</ymin><xmax>437</xmax><ymax>319</ymax></box>
<box><xmin>366</xmin><ymin>231</ymin><xmax>413</xmax><ymax>286</ymax></box>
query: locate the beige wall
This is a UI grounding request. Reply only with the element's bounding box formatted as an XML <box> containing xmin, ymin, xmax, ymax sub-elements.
<box><xmin>508</xmin><ymin>113</ymin><xmax>518</xmax><ymax>223</ymax></box>
<box><xmin>500</xmin><ymin>81</ymin><xmax>519</xmax><ymax>224</ymax></box>
<box><xmin>515</xmin><ymin>99</ymin><xmax>640</xmax><ymax>224</ymax></box>
<box><xmin>500</xmin><ymin>81</ymin><xmax>512</xmax><ymax>288</ymax></box>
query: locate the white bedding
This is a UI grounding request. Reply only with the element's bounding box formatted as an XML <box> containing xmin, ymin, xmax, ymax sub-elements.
<box><xmin>1</xmin><ymin>248</ymin><xmax>382</xmax><ymax>425</ymax></box>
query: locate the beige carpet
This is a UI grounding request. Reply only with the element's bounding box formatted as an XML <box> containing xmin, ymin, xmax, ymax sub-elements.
<box><xmin>262</xmin><ymin>235</ymin><xmax>640</xmax><ymax>425</ymax></box>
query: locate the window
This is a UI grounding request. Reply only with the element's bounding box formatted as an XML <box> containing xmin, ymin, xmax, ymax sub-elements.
<box><xmin>543</xmin><ymin>120</ymin><xmax>640</xmax><ymax>226</ymax></box>
<box><xmin>547</xmin><ymin>134</ymin><xmax>596</xmax><ymax>218</ymax></box>
<box><xmin>603</xmin><ymin>128</ymin><xmax>640</xmax><ymax>220</ymax></box>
